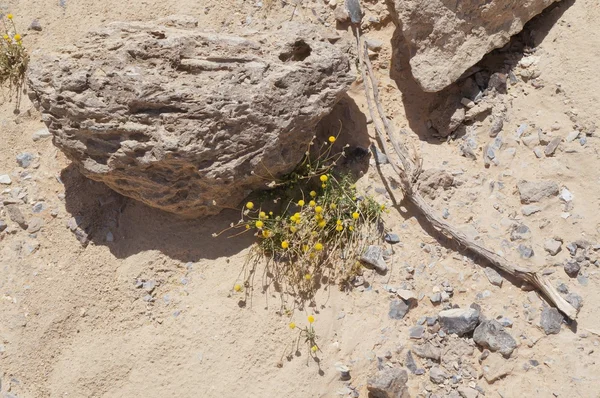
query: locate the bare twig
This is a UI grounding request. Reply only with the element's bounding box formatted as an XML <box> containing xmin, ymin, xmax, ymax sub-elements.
<box><xmin>357</xmin><ymin>36</ymin><xmax>578</xmax><ymax>320</ymax></box>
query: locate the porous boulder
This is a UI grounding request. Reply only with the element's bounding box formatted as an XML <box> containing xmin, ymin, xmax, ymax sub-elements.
<box><xmin>392</xmin><ymin>0</ymin><xmax>560</xmax><ymax>92</ymax></box>
<box><xmin>28</xmin><ymin>17</ymin><xmax>354</xmax><ymax>217</ymax></box>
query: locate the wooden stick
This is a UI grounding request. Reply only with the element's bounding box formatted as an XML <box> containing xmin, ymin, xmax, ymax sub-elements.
<box><xmin>358</xmin><ymin>38</ymin><xmax>578</xmax><ymax>320</ymax></box>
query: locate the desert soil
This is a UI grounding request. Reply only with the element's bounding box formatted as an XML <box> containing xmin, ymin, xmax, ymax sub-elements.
<box><xmin>1</xmin><ymin>0</ymin><xmax>600</xmax><ymax>397</ymax></box>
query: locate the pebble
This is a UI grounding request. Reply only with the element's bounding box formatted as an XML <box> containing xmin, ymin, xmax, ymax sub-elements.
<box><xmin>28</xmin><ymin>19</ymin><xmax>42</xmax><ymax>31</ymax></box>
<box><xmin>0</xmin><ymin>220</ymin><xmax>7</xmax><ymax>232</ymax></box>
<box><xmin>516</xmin><ymin>124</ymin><xmax>528</xmax><ymax>138</ymax></box>
<box><xmin>429</xmin><ymin>366</ymin><xmax>448</xmax><ymax>384</ymax></box>
<box><xmin>566</xmin><ymin>292</ymin><xmax>583</xmax><ymax>310</ymax></box>
<box><xmin>517</xmin><ymin>180</ymin><xmax>559</xmax><ymax>203</ymax></box>
<box><xmin>518</xmin><ymin>244</ymin><xmax>534</xmax><ymax>259</ymax></box>
<box><xmin>370</xmin><ymin>144</ymin><xmax>388</xmax><ymax>165</ymax></box>
<box><xmin>6</xmin><ymin>205</ymin><xmax>27</xmax><ymax>229</ymax></box>
<box><xmin>556</xmin><ymin>283</ymin><xmax>569</xmax><ymax>294</ymax></box>
<box><xmin>564</xmin><ymin>259</ymin><xmax>580</xmax><ymax>277</ymax></box>
<box><xmin>27</xmin><ymin>217</ymin><xmax>44</xmax><ymax>233</ymax></box>
<box><xmin>533</xmin><ymin>147</ymin><xmax>545</xmax><ymax>158</ymax></box>
<box><xmin>490</xmin><ymin>117</ymin><xmax>504</xmax><ymax>137</ymax></box>
<box><xmin>365</xmin><ymin>38</ymin><xmax>384</xmax><ymax>52</ymax></box>
<box><xmin>388</xmin><ymin>299</ymin><xmax>409</xmax><ymax>320</ymax></box>
<box><xmin>498</xmin><ymin>317</ymin><xmax>513</xmax><ymax>327</ymax></box>
<box><xmin>16</xmin><ymin>153</ymin><xmax>35</xmax><ymax>168</ymax></box>
<box><xmin>438</xmin><ymin>307</ymin><xmax>480</xmax><ymax>336</ymax></box>
<box><xmin>409</xmin><ymin>325</ymin><xmax>425</xmax><ymax>339</ymax></box>
<box><xmin>560</xmin><ymin>188</ymin><xmax>574</xmax><ymax>202</ymax></box>
<box><xmin>32</xmin><ymin>202</ymin><xmax>47</xmax><ymax>213</ymax></box>
<box><xmin>442</xmin><ymin>208</ymin><xmax>450</xmax><ymax>219</ymax></box>
<box><xmin>0</xmin><ymin>175</ymin><xmax>12</xmax><ymax>185</ymax></box>
<box><xmin>473</xmin><ymin>320</ymin><xmax>518</xmax><ymax>357</ymax></box>
<box><xmin>32</xmin><ymin>128</ymin><xmax>52</xmax><ymax>141</ymax></box>
<box><xmin>430</xmin><ymin>292</ymin><xmax>442</xmax><ymax>304</ymax></box>
<box><xmin>565</xmin><ymin>131</ymin><xmax>580</xmax><ymax>142</ymax></box>
<box><xmin>384</xmin><ymin>233</ymin><xmax>400</xmax><ymax>244</ymax></box>
<box><xmin>521</xmin><ymin>204</ymin><xmax>542</xmax><ymax>216</ymax></box>
<box><xmin>484</xmin><ymin>267</ymin><xmax>503</xmax><ymax>287</ymax></box>
<box><xmin>540</xmin><ymin>307</ymin><xmax>563</xmax><ymax>335</ymax></box>
<box><xmin>544</xmin><ymin>137</ymin><xmax>561</xmax><ymax>156</ymax></box>
<box><xmin>345</xmin><ymin>0</ymin><xmax>362</xmax><ymax>23</ymax></box>
<box><xmin>412</xmin><ymin>342</ymin><xmax>441</xmax><ymax>361</ymax></box>
<box><xmin>544</xmin><ymin>239</ymin><xmax>562</xmax><ymax>256</ymax></box>
<box><xmin>367</xmin><ymin>368</ymin><xmax>409</xmax><ymax>397</ymax></box>
<box><xmin>580</xmin><ymin>136</ymin><xmax>587</xmax><ymax>146</ymax></box>
<box><xmin>360</xmin><ymin>245</ymin><xmax>388</xmax><ymax>273</ymax></box>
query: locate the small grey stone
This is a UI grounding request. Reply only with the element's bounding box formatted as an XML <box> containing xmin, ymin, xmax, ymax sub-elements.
<box><xmin>457</xmin><ymin>386</ymin><xmax>479</xmax><ymax>398</ymax></box>
<box><xmin>333</xmin><ymin>6</ymin><xmax>350</xmax><ymax>23</ymax></box>
<box><xmin>430</xmin><ymin>292</ymin><xmax>442</xmax><ymax>304</ymax></box>
<box><xmin>426</xmin><ymin>316</ymin><xmax>438</xmax><ymax>326</ymax></box>
<box><xmin>389</xmin><ymin>299</ymin><xmax>409</xmax><ymax>320</ymax></box>
<box><xmin>566</xmin><ymin>242</ymin><xmax>577</xmax><ymax>256</ymax></box>
<box><xmin>529</xmin><ymin>359</ymin><xmax>540</xmax><ymax>367</ymax></box>
<box><xmin>32</xmin><ymin>202</ymin><xmax>47</xmax><ymax>213</ymax></box>
<box><xmin>27</xmin><ymin>217</ymin><xmax>44</xmax><ymax>233</ymax></box>
<box><xmin>510</xmin><ymin>223</ymin><xmax>531</xmax><ymax>241</ymax></box>
<box><xmin>142</xmin><ymin>280</ymin><xmax>156</xmax><ymax>293</ymax></box>
<box><xmin>516</xmin><ymin>123</ymin><xmax>528</xmax><ymax>138</ymax></box>
<box><xmin>405</xmin><ymin>350</ymin><xmax>420</xmax><ymax>374</ymax></box>
<box><xmin>0</xmin><ymin>174</ymin><xmax>12</xmax><ymax>185</ymax></box>
<box><xmin>384</xmin><ymin>233</ymin><xmax>400</xmax><ymax>244</ymax></box>
<box><xmin>6</xmin><ymin>205</ymin><xmax>27</xmax><ymax>229</ymax></box>
<box><xmin>345</xmin><ymin>0</ymin><xmax>362</xmax><ymax>23</ymax></box>
<box><xmin>409</xmin><ymin>325</ymin><xmax>425</xmax><ymax>339</ymax></box>
<box><xmin>565</xmin><ymin>292</ymin><xmax>583</xmax><ymax>311</ymax></box>
<box><xmin>517</xmin><ymin>180</ymin><xmax>559</xmax><ymax>203</ymax></box>
<box><xmin>442</xmin><ymin>208</ymin><xmax>450</xmax><ymax>219</ymax></box>
<box><xmin>540</xmin><ymin>307</ymin><xmax>563</xmax><ymax>335</ymax></box>
<box><xmin>484</xmin><ymin>267</ymin><xmax>503</xmax><ymax>287</ymax></box>
<box><xmin>429</xmin><ymin>366</ymin><xmax>448</xmax><ymax>384</ymax></box>
<box><xmin>518</xmin><ymin>244</ymin><xmax>534</xmax><ymax>259</ymax></box>
<box><xmin>370</xmin><ymin>144</ymin><xmax>388</xmax><ymax>165</ymax></box>
<box><xmin>580</xmin><ymin>136</ymin><xmax>587</xmax><ymax>146</ymax></box>
<box><xmin>361</xmin><ymin>245</ymin><xmax>388</xmax><ymax>273</ymax></box>
<box><xmin>16</xmin><ymin>153</ymin><xmax>35</xmax><ymax>168</ymax></box>
<box><xmin>565</xmin><ymin>131</ymin><xmax>580</xmax><ymax>142</ymax></box>
<box><xmin>497</xmin><ymin>317</ymin><xmax>513</xmax><ymax>327</ymax></box>
<box><xmin>521</xmin><ymin>204</ymin><xmax>542</xmax><ymax>216</ymax></box>
<box><xmin>412</xmin><ymin>342</ymin><xmax>441</xmax><ymax>361</ymax></box>
<box><xmin>365</xmin><ymin>38</ymin><xmax>384</xmax><ymax>51</ymax></box>
<box><xmin>367</xmin><ymin>367</ymin><xmax>409</xmax><ymax>398</ymax></box>
<box><xmin>544</xmin><ymin>239</ymin><xmax>562</xmax><ymax>256</ymax></box>
<box><xmin>29</xmin><ymin>19</ymin><xmax>42</xmax><ymax>31</ymax></box>
<box><xmin>142</xmin><ymin>294</ymin><xmax>154</xmax><ymax>302</ymax></box>
<box><xmin>556</xmin><ymin>283</ymin><xmax>569</xmax><ymax>294</ymax></box>
<box><xmin>533</xmin><ymin>146</ymin><xmax>545</xmax><ymax>158</ymax></box>
<box><xmin>473</xmin><ymin>320</ymin><xmax>518</xmax><ymax>357</ymax></box>
<box><xmin>577</xmin><ymin>274</ymin><xmax>589</xmax><ymax>286</ymax></box>
<box><xmin>0</xmin><ymin>220</ymin><xmax>7</xmax><ymax>232</ymax></box>
<box><xmin>564</xmin><ymin>259</ymin><xmax>580</xmax><ymax>277</ymax></box>
<box><xmin>32</xmin><ymin>128</ymin><xmax>52</xmax><ymax>141</ymax></box>
<box><xmin>438</xmin><ymin>307</ymin><xmax>480</xmax><ymax>336</ymax></box>
<box><xmin>490</xmin><ymin>117</ymin><xmax>504</xmax><ymax>137</ymax></box>
<box><xmin>559</xmin><ymin>188</ymin><xmax>574</xmax><ymax>202</ymax></box>
<box><xmin>544</xmin><ymin>137</ymin><xmax>562</xmax><ymax>156</ymax></box>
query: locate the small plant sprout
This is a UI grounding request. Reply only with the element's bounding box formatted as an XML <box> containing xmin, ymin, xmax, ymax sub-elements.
<box><xmin>282</xmin><ymin>315</ymin><xmax>322</xmax><ymax>368</ymax></box>
<box><xmin>1</xmin><ymin>13</ymin><xmax>29</xmax><ymax>109</ymax></box>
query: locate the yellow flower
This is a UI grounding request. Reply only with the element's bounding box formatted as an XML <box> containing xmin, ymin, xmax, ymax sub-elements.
<box><xmin>290</xmin><ymin>226</ymin><xmax>297</xmax><ymax>233</ymax></box>
<box><xmin>315</xmin><ymin>206</ymin><xmax>323</xmax><ymax>214</ymax></box>
<box><xmin>311</xmin><ymin>345</ymin><xmax>318</xmax><ymax>353</ymax></box>
<box><xmin>13</xmin><ymin>34</ymin><xmax>21</xmax><ymax>41</ymax></box>
<box><xmin>318</xmin><ymin>220</ymin><xmax>326</xmax><ymax>228</ymax></box>
<box><xmin>349</xmin><ymin>226</ymin><xmax>354</xmax><ymax>231</ymax></box>
<box><xmin>311</xmin><ymin>231</ymin><xmax>318</xmax><ymax>237</ymax></box>
<box><xmin>255</xmin><ymin>220</ymin><xmax>264</xmax><ymax>228</ymax></box>
<box><xmin>308</xmin><ymin>315</ymin><xmax>315</xmax><ymax>323</ymax></box>
<box><xmin>336</xmin><ymin>219</ymin><xmax>342</xmax><ymax>225</ymax></box>
<box><xmin>310</xmin><ymin>191</ymin><xmax>317</xmax><ymax>197</ymax></box>
<box><xmin>314</xmin><ymin>243</ymin><xmax>323</xmax><ymax>251</ymax></box>
<box><xmin>304</xmin><ymin>274</ymin><xmax>312</xmax><ymax>281</ymax></box>
<box><xmin>289</xmin><ymin>322</ymin><xmax>296</xmax><ymax>329</ymax></box>
<box><xmin>245</xmin><ymin>224</ymin><xmax>250</xmax><ymax>229</ymax></box>
<box><xmin>309</xmin><ymin>200</ymin><xmax>316</xmax><ymax>207</ymax></box>
<box><xmin>269</xmin><ymin>211</ymin><xmax>273</xmax><ymax>216</ymax></box>
<box><xmin>321</xmin><ymin>184</ymin><xmax>326</xmax><ymax>188</ymax></box>
<box><xmin>336</xmin><ymin>225</ymin><xmax>343</xmax><ymax>232</ymax></box>
<box><xmin>281</xmin><ymin>240</ymin><xmax>289</xmax><ymax>249</ymax></box>
<box><xmin>234</xmin><ymin>284</ymin><xmax>242</xmax><ymax>292</ymax></box>
<box><xmin>298</xmin><ymin>200</ymin><xmax>305</xmax><ymax>207</ymax></box>
<box><xmin>352</xmin><ymin>212</ymin><xmax>359</xmax><ymax>220</ymax></box>
<box><xmin>320</xmin><ymin>175</ymin><xmax>328</xmax><ymax>182</ymax></box>
<box><xmin>380</xmin><ymin>204</ymin><xmax>386</xmax><ymax>210</ymax></box>
<box><xmin>2</xmin><ymin>34</ymin><xmax>8</xmax><ymax>40</ymax></box>
<box><xmin>246</xmin><ymin>202</ymin><xmax>254</xmax><ymax>209</ymax></box>
<box><xmin>7</xmin><ymin>14</ymin><xmax>13</xmax><ymax>20</ymax></box>
<box><xmin>262</xmin><ymin>230</ymin><xmax>271</xmax><ymax>238</ymax></box>
<box><xmin>302</xmin><ymin>244</ymin><xmax>309</xmax><ymax>252</ymax></box>
<box><xmin>328</xmin><ymin>136</ymin><xmax>336</xmax><ymax>143</ymax></box>
<box><xmin>259</xmin><ymin>211</ymin><xmax>266</xmax><ymax>219</ymax></box>
<box><xmin>330</xmin><ymin>203</ymin><xmax>337</xmax><ymax>210</ymax></box>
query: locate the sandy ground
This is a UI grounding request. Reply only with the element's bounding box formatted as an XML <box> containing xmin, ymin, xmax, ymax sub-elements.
<box><xmin>1</xmin><ymin>0</ymin><xmax>600</xmax><ymax>397</ymax></box>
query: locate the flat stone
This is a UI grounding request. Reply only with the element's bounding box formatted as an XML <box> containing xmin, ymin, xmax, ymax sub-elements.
<box><xmin>367</xmin><ymin>368</ymin><xmax>409</xmax><ymax>398</ymax></box>
<box><xmin>544</xmin><ymin>137</ymin><xmax>561</xmax><ymax>156</ymax></box>
<box><xmin>510</xmin><ymin>223</ymin><xmax>531</xmax><ymax>241</ymax></box>
<box><xmin>518</xmin><ymin>244</ymin><xmax>534</xmax><ymax>259</ymax></box>
<box><xmin>384</xmin><ymin>233</ymin><xmax>400</xmax><ymax>244</ymax></box>
<box><xmin>389</xmin><ymin>299</ymin><xmax>410</xmax><ymax>320</ymax></box>
<box><xmin>565</xmin><ymin>292</ymin><xmax>583</xmax><ymax>311</ymax></box>
<box><xmin>28</xmin><ymin>19</ymin><xmax>43</xmax><ymax>31</ymax></box>
<box><xmin>484</xmin><ymin>268</ymin><xmax>503</xmax><ymax>287</ymax></box>
<box><xmin>429</xmin><ymin>366</ymin><xmax>448</xmax><ymax>384</ymax></box>
<box><xmin>490</xmin><ymin>117</ymin><xmax>504</xmax><ymax>137</ymax></box>
<box><xmin>457</xmin><ymin>386</ymin><xmax>479</xmax><ymax>398</ymax></box>
<box><xmin>409</xmin><ymin>325</ymin><xmax>425</xmax><ymax>339</ymax></box>
<box><xmin>412</xmin><ymin>342</ymin><xmax>441</xmax><ymax>361</ymax></box>
<box><xmin>521</xmin><ymin>204</ymin><xmax>542</xmax><ymax>216</ymax></box>
<box><xmin>361</xmin><ymin>245</ymin><xmax>388</xmax><ymax>273</ymax></box>
<box><xmin>533</xmin><ymin>146</ymin><xmax>544</xmax><ymax>158</ymax></box>
<box><xmin>565</xmin><ymin>131</ymin><xmax>580</xmax><ymax>142</ymax></box>
<box><xmin>540</xmin><ymin>307</ymin><xmax>563</xmax><ymax>335</ymax></box>
<box><xmin>560</xmin><ymin>188</ymin><xmax>574</xmax><ymax>202</ymax></box>
<box><xmin>32</xmin><ymin>128</ymin><xmax>52</xmax><ymax>141</ymax></box>
<box><xmin>473</xmin><ymin>320</ymin><xmax>518</xmax><ymax>358</ymax></box>
<box><xmin>517</xmin><ymin>180</ymin><xmax>559</xmax><ymax>203</ymax></box>
<box><xmin>544</xmin><ymin>239</ymin><xmax>562</xmax><ymax>256</ymax></box>
<box><xmin>430</xmin><ymin>292</ymin><xmax>442</xmax><ymax>304</ymax></box>
<box><xmin>16</xmin><ymin>153</ymin><xmax>35</xmax><ymax>168</ymax></box>
<box><xmin>0</xmin><ymin>220</ymin><xmax>7</xmax><ymax>232</ymax></box>
<box><xmin>439</xmin><ymin>307</ymin><xmax>480</xmax><ymax>336</ymax></box>
<box><xmin>6</xmin><ymin>205</ymin><xmax>28</xmax><ymax>229</ymax></box>
<box><xmin>397</xmin><ymin>289</ymin><xmax>416</xmax><ymax>301</ymax></box>
<box><xmin>0</xmin><ymin>175</ymin><xmax>12</xmax><ymax>185</ymax></box>
<box><xmin>365</xmin><ymin>38</ymin><xmax>384</xmax><ymax>51</ymax></box>
<box><xmin>27</xmin><ymin>217</ymin><xmax>44</xmax><ymax>233</ymax></box>
<box><xmin>405</xmin><ymin>350</ymin><xmax>419</xmax><ymax>374</ymax></box>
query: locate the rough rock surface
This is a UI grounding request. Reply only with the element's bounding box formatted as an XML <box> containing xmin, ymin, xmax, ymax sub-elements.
<box><xmin>473</xmin><ymin>320</ymin><xmax>518</xmax><ymax>358</ymax></box>
<box><xmin>28</xmin><ymin>17</ymin><xmax>354</xmax><ymax>217</ymax></box>
<box><xmin>367</xmin><ymin>368</ymin><xmax>410</xmax><ymax>398</ymax></box>
<box><xmin>392</xmin><ymin>0</ymin><xmax>560</xmax><ymax>92</ymax></box>
<box><xmin>439</xmin><ymin>308</ymin><xmax>480</xmax><ymax>336</ymax></box>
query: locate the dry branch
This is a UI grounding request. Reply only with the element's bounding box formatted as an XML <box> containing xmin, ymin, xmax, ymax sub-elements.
<box><xmin>357</xmin><ymin>35</ymin><xmax>578</xmax><ymax>320</ymax></box>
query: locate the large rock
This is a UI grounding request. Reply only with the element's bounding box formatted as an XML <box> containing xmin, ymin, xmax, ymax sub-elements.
<box><xmin>28</xmin><ymin>17</ymin><xmax>354</xmax><ymax>217</ymax></box>
<box><xmin>392</xmin><ymin>0</ymin><xmax>560</xmax><ymax>92</ymax></box>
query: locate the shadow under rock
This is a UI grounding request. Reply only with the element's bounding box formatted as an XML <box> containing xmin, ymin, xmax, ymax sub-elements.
<box><xmin>60</xmin><ymin>94</ymin><xmax>371</xmax><ymax>263</ymax></box>
<box><xmin>61</xmin><ymin>164</ymin><xmax>254</xmax><ymax>262</ymax></box>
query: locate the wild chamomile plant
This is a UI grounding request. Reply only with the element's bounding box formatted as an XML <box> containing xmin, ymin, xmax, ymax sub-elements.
<box><xmin>279</xmin><ymin>315</ymin><xmax>322</xmax><ymax>369</ymax></box>
<box><xmin>219</xmin><ymin>133</ymin><xmax>386</xmax><ymax>308</ymax></box>
<box><xmin>1</xmin><ymin>13</ymin><xmax>29</xmax><ymax>107</ymax></box>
